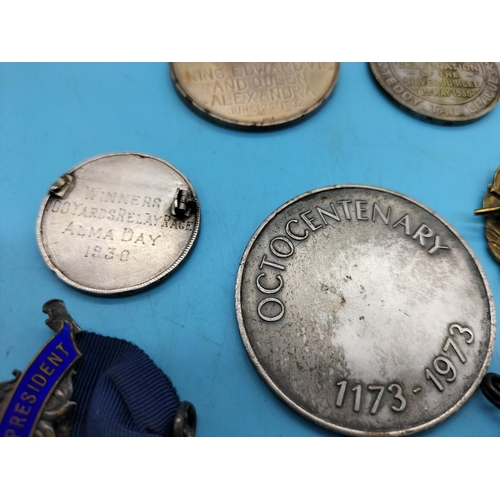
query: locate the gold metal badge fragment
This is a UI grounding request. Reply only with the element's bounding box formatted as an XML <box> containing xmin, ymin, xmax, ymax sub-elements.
<box><xmin>475</xmin><ymin>166</ymin><xmax>500</xmax><ymax>262</ymax></box>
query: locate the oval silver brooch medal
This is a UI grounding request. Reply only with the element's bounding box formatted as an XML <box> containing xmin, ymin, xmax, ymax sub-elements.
<box><xmin>37</xmin><ymin>153</ymin><xmax>200</xmax><ymax>295</ymax></box>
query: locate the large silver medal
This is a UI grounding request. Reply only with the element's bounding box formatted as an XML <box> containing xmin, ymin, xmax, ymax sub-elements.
<box><xmin>236</xmin><ymin>186</ymin><xmax>495</xmax><ymax>436</ymax></box>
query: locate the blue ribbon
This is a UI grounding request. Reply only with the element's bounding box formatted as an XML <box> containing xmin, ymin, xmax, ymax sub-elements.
<box><xmin>1</xmin><ymin>327</ymin><xmax>181</xmax><ymax>437</ymax></box>
<box><xmin>70</xmin><ymin>331</ymin><xmax>180</xmax><ymax>437</ymax></box>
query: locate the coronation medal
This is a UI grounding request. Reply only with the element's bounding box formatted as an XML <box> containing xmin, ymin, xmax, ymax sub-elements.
<box><xmin>170</xmin><ymin>62</ymin><xmax>340</xmax><ymax>128</ymax></box>
<box><xmin>236</xmin><ymin>185</ymin><xmax>495</xmax><ymax>436</ymax></box>
<box><xmin>37</xmin><ymin>153</ymin><xmax>200</xmax><ymax>295</ymax></box>
<box><xmin>370</xmin><ymin>62</ymin><xmax>500</xmax><ymax>123</ymax></box>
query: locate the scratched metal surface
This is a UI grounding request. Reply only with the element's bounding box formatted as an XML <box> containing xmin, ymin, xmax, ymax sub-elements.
<box><xmin>0</xmin><ymin>62</ymin><xmax>499</xmax><ymax>436</ymax></box>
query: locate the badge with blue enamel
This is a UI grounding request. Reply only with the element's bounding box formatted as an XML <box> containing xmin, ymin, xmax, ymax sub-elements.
<box><xmin>0</xmin><ymin>300</ymin><xmax>196</xmax><ymax>437</ymax></box>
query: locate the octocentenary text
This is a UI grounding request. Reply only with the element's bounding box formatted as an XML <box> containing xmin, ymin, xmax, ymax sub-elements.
<box><xmin>253</xmin><ymin>197</ymin><xmax>450</xmax><ymax>322</ymax></box>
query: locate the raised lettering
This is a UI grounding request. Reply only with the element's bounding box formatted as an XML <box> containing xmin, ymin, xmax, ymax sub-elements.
<box><xmin>9</xmin><ymin>416</ymin><xmax>27</xmax><ymax>428</ymax></box>
<box><xmin>47</xmin><ymin>352</ymin><xmax>63</xmax><ymax>367</ymax></box>
<box><xmin>20</xmin><ymin>392</ymin><xmax>37</xmax><ymax>404</ymax></box>
<box><xmin>55</xmin><ymin>343</ymin><xmax>69</xmax><ymax>356</ymax></box>
<box><xmin>14</xmin><ymin>403</ymin><xmax>31</xmax><ymax>416</ymax></box>
<box><xmin>355</xmin><ymin>201</ymin><xmax>368</xmax><ymax>221</ymax></box>
<box><xmin>257</xmin><ymin>298</ymin><xmax>285</xmax><ymax>322</ymax></box>
<box><xmin>256</xmin><ymin>273</ymin><xmax>283</xmax><ymax>294</ymax></box>
<box><xmin>270</xmin><ymin>237</ymin><xmax>294</xmax><ymax>258</ymax></box>
<box><xmin>259</xmin><ymin>255</ymin><xmax>286</xmax><ymax>271</ymax></box>
<box><xmin>39</xmin><ymin>362</ymin><xmax>55</xmax><ymax>377</ymax></box>
<box><xmin>412</xmin><ymin>224</ymin><xmax>433</xmax><ymax>246</ymax></box>
<box><xmin>336</xmin><ymin>200</ymin><xmax>352</xmax><ymax>220</ymax></box>
<box><xmin>392</xmin><ymin>214</ymin><xmax>410</xmax><ymax>235</ymax></box>
<box><xmin>300</xmin><ymin>210</ymin><xmax>322</xmax><ymax>231</ymax></box>
<box><xmin>31</xmin><ymin>374</ymin><xmax>47</xmax><ymax>387</ymax></box>
<box><xmin>286</xmin><ymin>219</ymin><xmax>309</xmax><ymax>240</ymax></box>
<box><xmin>428</xmin><ymin>235</ymin><xmax>450</xmax><ymax>255</ymax></box>
<box><xmin>316</xmin><ymin>204</ymin><xmax>341</xmax><ymax>225</ymax></box>
<box><xmin>372</xmin><ymin>203</ymin><xmax>391</xmax><ymax>224</ymax></box>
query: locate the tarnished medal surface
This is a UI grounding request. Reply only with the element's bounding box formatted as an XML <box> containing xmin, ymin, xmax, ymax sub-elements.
<box><xmin>370</xmin><ymin>63</ymin><xmax>500</xmax><ymax>122</ymax></box>
<box><xmin>170</xmin><ymin>63</ymin><xmax>340</xmax><ymax>128</ymax></box>
<box><xmin>236</xmin><ymin>186</ymin><xmax>495</xmax><ymax>436</ymax></box>
<box><xmin>37</xmin><ymin>153</ymin><xmax>200</xmax><ymax>295</ymax></box>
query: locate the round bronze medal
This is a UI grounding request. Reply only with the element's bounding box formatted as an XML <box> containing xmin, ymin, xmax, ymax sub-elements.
<box><xmin>370</xmin><ymin>62</ymin><xmax>500</xmax><ymax>122</ymax></box>
<box><xmin>37</xmin><ymin>153</ymin><xmax>200</xmax><ymax>295</ymax></box>
<box><xmin>170</xmin><ymin>62</ymin><xmax>340</xmax><ymax>128</ymax></box>
<box><xmin>235</xmin><ymin>186</ymin><xmax>495</xmax><ymax>436</ymax></box>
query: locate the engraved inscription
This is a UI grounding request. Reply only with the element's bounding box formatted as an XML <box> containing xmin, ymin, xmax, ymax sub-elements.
<box><xmin>46</xmin><ymin>184</ymin><xmax>194</xmax><ymax>262</ymax></box>
<box><xmin>47</xmin><ymin>190</ymin><xmax>194</xmax><ymax>230</ymax></box>
<box><xmin>62</xmin><ymin>223</ymin><xmax>162</xmax><ymax>247</ymax></box>
<box><xmin>38</xmin><ymin>153</ymin><xmax>200</xmax><ymax>295</ymax></box>
<box><xmin>84</xmin><ymin>246</ymin><xmax>130</xmax><ymax>262</ymax></box>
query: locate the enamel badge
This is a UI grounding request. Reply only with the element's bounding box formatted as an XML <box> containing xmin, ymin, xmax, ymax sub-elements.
<box><xmin>0</xmin><ymin>300</ymin><xmax>81</xmax><ymax>436</ymax></box>
<box><xmin>0</xmin><ymin>300</ymin><xmax>196</xmax><ymax>437</ymax></box>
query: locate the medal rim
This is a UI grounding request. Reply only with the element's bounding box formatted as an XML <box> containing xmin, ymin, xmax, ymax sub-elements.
<box><xmin>369</xmin><ymin>62</ymin><xmax>500</xmax><ymax>123</ymax></box>
<box><xmin>235</xmin><ymin>184</ymin><xmax>496</xmax><ymax>436</ymax></box>
<box><xmin>169</xmin><ymin>62</ymin><xmax>340</xmax><ymax>128</ymax></box>
<box><xmin>36</xmin><ymin>152</ymin><xmax>201</xmax><ymax>295</ymax></box>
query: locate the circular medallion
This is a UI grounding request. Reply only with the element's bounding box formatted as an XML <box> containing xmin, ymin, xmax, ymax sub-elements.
<box><xmin>37</xmin><ymin>153</ymin><xmax>200</xmax><ymax>295</ymax></box>
<box><xmin>370</xmin><ymin>62</ymin><xmax>500</xmax><ymax>122</ymax></box>
<box><xmin>170</xmin><ymin>62</ymin><xmax>340</xmax><ymax>128</ymax></box>
<box><xmin>236</xmin><ymin>186</ymin><xmax>495</xmax><ymax>436</ymax></box>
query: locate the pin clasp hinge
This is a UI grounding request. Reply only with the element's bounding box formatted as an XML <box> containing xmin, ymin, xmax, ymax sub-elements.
<box><xmin>171</xmin><ymin>189</ymin><xmax>195</xmax><ymax>218</ymax></box>
<box><xmin>49</xmin><ymin>174</ymin><xmax>74</xmax><ymax>198</ymax></box>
